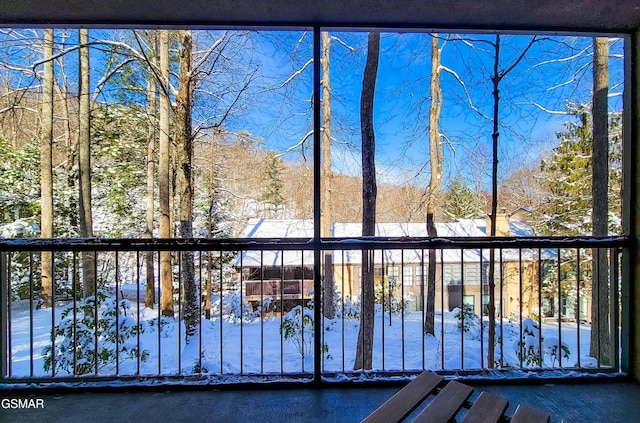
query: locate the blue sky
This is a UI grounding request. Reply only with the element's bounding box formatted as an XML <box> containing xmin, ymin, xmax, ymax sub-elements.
<box><xmin>249</xmin><ymin>31</ymin><xmax>625</xmax><ymax>189</ymax></box>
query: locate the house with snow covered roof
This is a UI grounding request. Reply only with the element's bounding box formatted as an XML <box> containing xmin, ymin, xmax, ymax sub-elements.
<box><xmin>235</xmin><ymin>215</ymin><xmax>572</xmax><ymax>320</ymax></box>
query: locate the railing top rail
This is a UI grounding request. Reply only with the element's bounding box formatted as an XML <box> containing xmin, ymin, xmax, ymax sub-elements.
<box><xmin>0</xmin><ymin>235</ymin><xmax>628</xmax><ymax>252</ymax></box>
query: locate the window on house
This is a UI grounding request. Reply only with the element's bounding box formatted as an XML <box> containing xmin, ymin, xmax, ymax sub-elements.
<box><xmin>463</xmin><ymin>295</ymin><xmax>475</xmax><ymax>312</ymax></box>
<box><xmin>403</xmin><ymin>266</ymin><xmax>413</xmax><ymax>285</ymax></box>
<box><xmin>443</xmin><ymin>264</ymin><xmax>462</xmax><ymax>285</ymax></box>
<box><xmin>482</xmin><ymin>295</ymin><xmax>490</xmax><ymax>316</ymax></box>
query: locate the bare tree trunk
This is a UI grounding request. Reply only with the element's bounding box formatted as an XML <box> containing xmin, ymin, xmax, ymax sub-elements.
<box><xmin>159</xmin><ymin>30</ymin><xmax>174</xmax><ymax>317</ymax></box>
<box><xmin>485</xmin><ymin>34</ymin><xmax>535</xmax><ymax>367</ymax></box>
<box><xmin>487</xmin><ymin>34</ymin><xmax>501</xmax><ymax>369</ymax></box>
<box><xmin>78</xmin><ymin>28</ymin><xmax>95</xmax><ymax>297</ymax></box>
<box><xmin>205</xmin><ymin>138</ymin><xmax>215</xmax><ymax>320</ymax></box>
<box><xmin>424</xmin><ymin>34</ymin><xmax>443</xmax><ymax>335</ymax></box>
<box><xmin>145</xmin><ymin>32</ymin><xmax>158</xmax><ymax>309</ymax></box>
<box><xmin>175</xmin><ymin>30</ymin><xmax>198</xmax><ymax>339</ymax></box>
<box><xmin>590</xmin><ymin>36</ymin><xmax>610</xmax><ymax>365</ymax></box>
<box><xmin>321</xmin><ymin>31</ymin><xmax>336</xmax><ymax>319</ymax></box>
<box><xmin>354</xmin><ymin>31</ymin><xmax>379</xmax><ymax>371</ymax></box>
<box><xmin>56</xmin><ymin>33</ymin><xmax>79</xmax><ymax>289</ymax></box>
<box><xmin>40</xmin><ymin>29</ymin><xmax>54</xmax><ymax>308</ymax></box>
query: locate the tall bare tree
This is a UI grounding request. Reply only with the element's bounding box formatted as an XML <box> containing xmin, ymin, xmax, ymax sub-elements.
<box><xmin>175</xmin><ymin>30</ymin><xmax>198</xmax><ymax>338</ymax></box>
<box><xmin>159</xmin><ymin>30</ymin><xmax>174</xmax><ymax>317</ymax></box>
<box><xmin>354</xmin><ymin>31</ymin><xmax>380</xmax><ymax>371</ymax></box>
<box><xmin>40</xmin><ymin>29</ymin><xmax>54</xmax><ymax>307</ymax></box>
<box><xmin>486</xmin><ymin>34</ymin><xmax>536</xmax><ymax>367</ymax></box>
<box><xmin>424</xmin><ymin>34</ymin><xmax>443</xmax><ymax>335</ymax></box>
<box><xmin>321</xmin><ymin>31</ymin><xmax>336</xmax><ymax>319</ymax></box>
<box><xmin>590</xmin><ymin>36</ymin><xmax>610</xmax><ymax>365</ymax></box>
<box><xmin>78</xmin><ymin>28</ymin><xmax>95</xmax><ymax>297</ymax></box>
<box><xmin>145</xmin><ymin>31</ymin><xmax>158</xmax><ymax>309</ymax></box>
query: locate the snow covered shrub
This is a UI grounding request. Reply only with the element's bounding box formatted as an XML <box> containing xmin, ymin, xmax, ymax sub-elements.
<box><xmin>43</xmin><ymin>290</ymin><xmax>149</xmax><ymax>375</ymax></box>
<box><xmin>256</xmin><ymin>296</ymin><xmax>275</xmax><ymax>316</ymax></box>
<box><xmin>339</xmin><ymin>296</ymin><xmax>361</xmax><ymax>320</ymax></box>
<box><xmin>513</xmin><ymin>318</ymin><xmax>570</xmax><ymax>367</ymax></box>
<box><xmin>514</xmin><ymin>318</ymin><xmax>543</xmax><ymax>367</ymax></box>
<box><xmin>543</xmin><ymin>337</ymin><xmax>570</xmax><ymax>367</ymax></box>
<box><xmin>280</xmin><ymin>306</ymin><xmax>329</xmax><ymax>359</ymax></box>
<box><xmin>454</xmin><ymin>303</ymin><xmax>480</xmax><ymax>336</ymax></box>
<box><xmin>222</xmin><ymin>290</ymin><xmax>258</xmax><ymax>323</ymax></box>
<box><xmin>374</xmin><ymin>276</ymin><xmax>407</xmax><ymax>315</ymax></box>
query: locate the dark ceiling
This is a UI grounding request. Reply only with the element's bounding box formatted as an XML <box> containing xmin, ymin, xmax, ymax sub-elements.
<box><xmin>1</xmin><ymin>0</ymin><xmax>640</xmax><ymax>33</ymax></box>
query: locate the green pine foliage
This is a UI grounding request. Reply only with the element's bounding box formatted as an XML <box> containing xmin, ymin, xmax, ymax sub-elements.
<box><xmin>539</xmin><ymin>104</ymin><xmax>622</xmax><ymax>236</ymax></box>
<box><xmin>0</xmin><ymin>137</ymin><xmax>40</xmax><ymax>224</ymax></box>
<box><xmin>261</xmin><ymin>150</ymin><xmax>286</xmax><ymax>217</ymax></box>
<box><xmin>443</xmin><ymin>177</ymin><xmax>484</xmax><ymax>220</ymax></box>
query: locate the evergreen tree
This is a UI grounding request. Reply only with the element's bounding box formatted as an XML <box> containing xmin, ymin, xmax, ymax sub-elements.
<box><xmin>443</xmin><ymin>177</ymin><xmax>484</xmax><ymax>220</ymax></box>
<box><xmin>261</xmin><ymin>150</ymin><xmax>285</xmax><ymax>218</ymax></box>
<box><xmin>539</xmin><ymin>104</ymin><xmax>622</xmax><ymax>236</ymax></box>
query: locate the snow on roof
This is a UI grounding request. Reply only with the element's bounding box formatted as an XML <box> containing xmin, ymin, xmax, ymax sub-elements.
<box><xmin>237</xmin><ymin>218</ymin><xmax>554</xmax><ymax>267</ymax></box>
<box><xmin>240</xmin><ymin>218</ymin><xmax>314</xmax><ymax>238</ymax></box>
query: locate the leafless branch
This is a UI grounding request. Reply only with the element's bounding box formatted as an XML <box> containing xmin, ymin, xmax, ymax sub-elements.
<box><xmin>330</xmin><ymin>36</ymin><xmax>355</xmax><ymax>52</ymax></box>
<box><xmin>275</xmin><ymin>129</ymin><xmax>315</xmax><ymax>158</ymax></box>
<box><xmin>91</xmin><ymin>57</ymin><xmax>135</xmax><ymax>104</ymax></box>
<box><xmin>440</xmin><ymin>64</ymin><xmax>490</xmax><ymax>120</ymax></box>
<box><xmin>278</xmin><ymin>58</ymin><xmax>313</xmax><ymax>89</ymax></box>
<box><xmin>531</xmin><ymin>45</ymin><xmax>590</xmax><ymax>68</ymax></box>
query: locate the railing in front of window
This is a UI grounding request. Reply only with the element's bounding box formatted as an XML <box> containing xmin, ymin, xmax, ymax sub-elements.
<box><xmin>0</xmin><ymin>236</ymin><xmax>626</xmax><ymax>385</ymax></box>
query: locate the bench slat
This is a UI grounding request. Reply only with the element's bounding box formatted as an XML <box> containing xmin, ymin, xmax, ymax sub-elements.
<box><xmin>410</xmin><ymin>380</ymin><xmax>474</xmax><ymax>423</ymax></box>
<box><xmin>461</xmin><ymin>391</ymin><xmax>509</xmax><ymax>423</ymax></box>
<box><xmin>511</xmin><ymin>404</ymin><xmax>551</xmax><ymax>423</ymax></box>
<box><xmin>362</xmin><ymin>372</ymin><xmax>444</xmax><ymax>423</ymax></box>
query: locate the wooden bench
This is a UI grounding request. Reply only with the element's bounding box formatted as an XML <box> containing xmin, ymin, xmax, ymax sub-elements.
<box><xmin>362</xmin><ymin>371</ymin><xmax>550</xmax><ymax>423</ymax></box>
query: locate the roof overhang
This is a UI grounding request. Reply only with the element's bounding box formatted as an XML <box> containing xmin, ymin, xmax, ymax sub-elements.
<box><xmin>1</xmin><ymin>0</ymin><xmax>639</xmax><ymax>34</ymax></box>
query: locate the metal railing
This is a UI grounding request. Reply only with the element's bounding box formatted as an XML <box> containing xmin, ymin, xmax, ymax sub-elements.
<box><xmin>0</xmin><ymin>236</ymin><xmax>626</xmax><ymax>385</ymax></box>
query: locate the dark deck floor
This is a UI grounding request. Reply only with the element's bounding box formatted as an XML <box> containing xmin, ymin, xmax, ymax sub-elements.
<box><xmin>2</xmin><ymin>381</ymin><xmax>639</xmax><ymax>423</ymax></box>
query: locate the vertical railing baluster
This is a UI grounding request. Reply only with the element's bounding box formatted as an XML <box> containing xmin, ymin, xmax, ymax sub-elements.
<box><xmin>460</xmin><ymin>249</ymin><xmax>464</xmax><ymax>370</ymax></box>
<box><xmin>199</xmin><ymin>251</ymin><xmax>203</xmax><ymax>375</ymax></box>
<box><xmin>260</xmin><ymin>250</ymin><xmax>264</xmax><ymax>375</ymax></box>
<box><xmin>341</xmin><ymin>250</ymin><xmax>345</xmax><ymax>373</ymax></box>
<box><xmin>518</xmin><ymin>249</ymin><xmax>523</xmax><ymax>369</ymax></box>
<box><xmin>499</xmin><ymin>249</ymin><xmax>504</xmax><ymax>368</ymax></box>
<box><xmin>94</xmin><ymin>251</ymin><xmax>98</xmax><ymax>376</ymax></box>
<box><xmin>51</xmin><ymin>252</ymin><xmax>56</xmax><ymax>377</ymax></box>
<box><xmin>610</xmin><ymin>247</ymin><xmax>620</xmax><ymax>371</ymax></box>
<box><xmin>0</xmin><ymin>251</ymin><xmax>7</xmax><ymax>380</ymax></box>
<box><xmin>240</xmin><ymin>252</ymin><xmax>244</xmax><ymax>374</ymax></box>
<box><xmin>29</xmin><ymin>252</ymin><xmax>34</xmax><ymax>377</ymax></box>
<box><xmin>419</xmin><ymin>249</ymin><xmax>425</xmax><ymax>370</ymax></box>
<box><xmin>178</xmin><ymin>252</ymin><xmax>182</xmax><ymax>375</ymax></box>
<box><xmin>401</xmin><ymin>250</ymin><xmax>405</xmax><ymax>371</ymax></box>
<box><xmin>381</xmin><ymin>250</ymin><xmax>385</xmax><ymax>371</ymax></box>
<box><xmin>280</xmin><ymin>250</ymin><xmax>284</xmax><ymax>374</ymax></box>
<box><xmin>576</xmin><ymin>248</ymin><xmax>581</xmax><ymax>368</ymax></box>
<box><xmin>301</xmin><ymin>250</ymin><xmax>305</xmax><ymax>373</ymax></box>
<box><xmin>440</xmin><ymin>249</ymin><xmax>444</xmax><ymax>370</ymax></box>
<box><xmin>219</xmin><ymin>250</ymin><xmax>223</xmax><ymax>375</ymax></box>
<box><xmin>7</xmin><ymin>254</ymin><xmax>11</xmax><ymax>378</ymax></box>
<box><xmin>538</xmin><ymin>248</ymin><xmax>543</xmax><ymax>368</ymax></box>
<box><xmin>557</xmin><ymin>248</ymin><xmax>562</xmax><ymax>368</ymax></box>
<box><xmin>72</xmin><ymin>252</ymin><xmax>78</xmax><ymax>375</ymax></box>
<box><xmin>115</xmin><ymin>251</ymin><xmax>120</xmax><ymax>376</ymax></box>
<box><xmin>595</xmin><ymin>247</ymin><xmax>601</xmax><ymax>368</ymax></box>
<box><xmin>157</xmin><ymin>249</ymin><xmax>161</xmax><ymax>376</ymax></box>
<box><xmin>480</xmin><ymin>248</ymin><xmax>485</xmax><ymax>369</ymax></box>
<box><xmin>136</xmin><ymin>250</ymin><xmax>141</xmax><ymax>376</ymax></box>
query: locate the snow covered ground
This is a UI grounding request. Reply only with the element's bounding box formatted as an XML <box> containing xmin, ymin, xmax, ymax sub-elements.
<box><xmin>5</xmin><ymin>293</ymin><xmax>604</xmax><ymax>380</ymax></box>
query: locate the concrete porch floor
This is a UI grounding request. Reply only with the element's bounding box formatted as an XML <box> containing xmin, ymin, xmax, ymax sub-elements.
<box><xmin>2</xmin><ymin>381</ymin><xmax>639</xmax><ymax>423</ymax></box>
